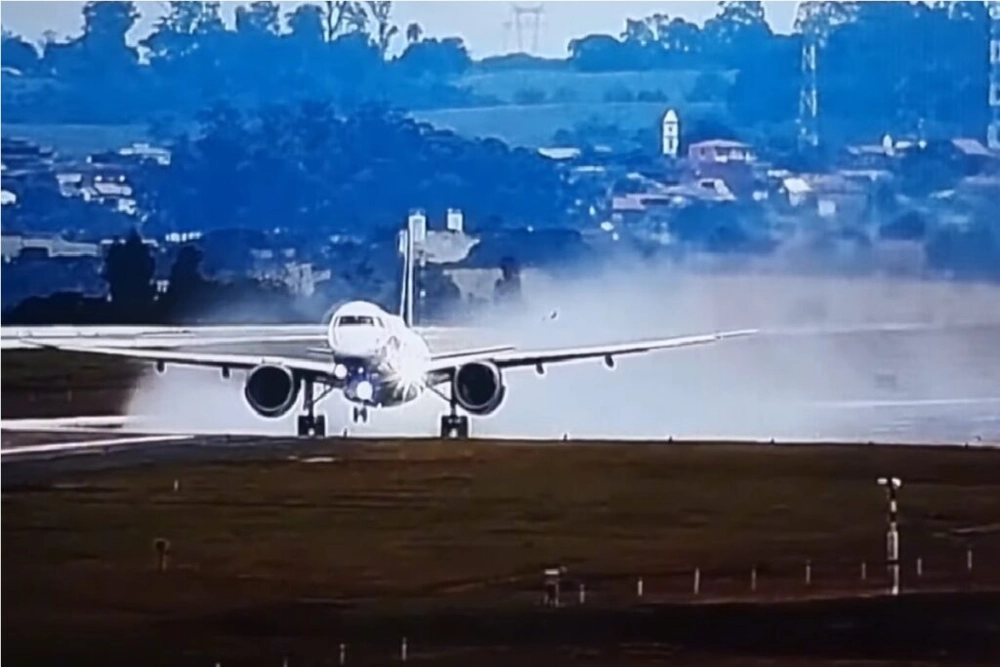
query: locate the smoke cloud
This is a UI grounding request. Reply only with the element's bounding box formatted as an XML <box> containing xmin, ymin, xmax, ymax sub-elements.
<box><xmin>126</xmin><ymin>265</ymin><xmax>1000</xmax><ymax>444</ymax></box>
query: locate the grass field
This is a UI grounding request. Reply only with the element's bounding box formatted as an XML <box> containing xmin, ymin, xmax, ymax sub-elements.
<box><xmin>416</xmin><ymin>100</ymin><xmax>723</xmax><ymax>147</ymax></box>
<box><xmin>2</xmin><ymin>67</ymin><xmax>733</xmax><ymax>152</ymax></box>
<box><xmin>459</xmin><ymin>69</ymin><xmax>721</xmax><ymax>105</ymax></box>
<box><xmin>4</xmin><ymin>436</ymin><xmax>1000</xmax><ymax>664</ymax></box>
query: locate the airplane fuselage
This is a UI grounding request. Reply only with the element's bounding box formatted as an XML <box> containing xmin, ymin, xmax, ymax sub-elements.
<box><xmin>325</xmin><ymin>300</ymin><xmax>431</xmax><ymax>409</ymax></box>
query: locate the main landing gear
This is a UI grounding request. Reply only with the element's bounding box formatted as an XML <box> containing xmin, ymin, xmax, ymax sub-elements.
<box><xmin>296</xmin><ymin>378</ymin><xmax>327</xmax><ymax>437</ymax></box>
<box><xmin>439</xmin><ymin>392</ymin><xmax>469</xmax><ymax>439</ymax></box>
<box><xmin>352</xmin><ymin>405</ymin><xmax>369</xmax><ymax>424</ymax></box>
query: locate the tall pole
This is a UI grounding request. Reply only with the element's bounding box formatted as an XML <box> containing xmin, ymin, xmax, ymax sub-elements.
<box><xmin>878</xmin><ymin>476</ymin><xmax>902</xmax><ymax>596</ymax></box>
<box><xmin>988</xmin><ymin>2</ymin><xmax>1000</xmax><ymax>149</ymax></box>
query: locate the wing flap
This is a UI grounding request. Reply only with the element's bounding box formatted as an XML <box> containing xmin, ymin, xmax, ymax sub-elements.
<box><xmin>426</xmin><ymin>329</ymin><xmax>756</xmax><ymax>375</ymax></box>
<box><xmin>34</xmin><ymin>344</ymin><xmax>334</xmax><ymax>376</ymax></box>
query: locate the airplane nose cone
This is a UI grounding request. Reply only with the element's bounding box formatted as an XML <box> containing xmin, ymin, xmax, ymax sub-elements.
<box><xmin>333</xmin><ymin>330</ymin><xmax>379</xmax><ymax>357</ymax></box>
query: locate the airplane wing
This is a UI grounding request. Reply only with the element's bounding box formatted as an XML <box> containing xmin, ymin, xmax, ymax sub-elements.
<box><xmin>1</xmin><ymin>333</ymin><xmax>327</xmax><ymax>351</ymax></box>
<box><xmin>426</xmin><ymin>329</ymin><xmax>757</xmax><ymax>377</ymax></box>
<box><xmin>29</xmin><ymin>343</ymin><xmax>335</xmax><ymax>377</ymax></box>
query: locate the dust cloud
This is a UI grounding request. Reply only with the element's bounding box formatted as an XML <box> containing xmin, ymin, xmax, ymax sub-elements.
<box><xmin>126</xmin><ymin>265</ymin><xmax>1000</xmax><ymax>443</ymax></box>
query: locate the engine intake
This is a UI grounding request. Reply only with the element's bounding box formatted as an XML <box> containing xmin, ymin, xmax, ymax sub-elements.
<box><xmin>453</xmin><ymin>361</ymin><xmax>505</xmax><ymax>415</ymax></box>
<box><xmin>244</xmin><ymin>364</ymin><xmax>300</xmax><ymax>418</ymax></box>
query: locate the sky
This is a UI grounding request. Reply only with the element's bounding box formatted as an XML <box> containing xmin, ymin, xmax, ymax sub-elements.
<box><xmin>0</xmin><ymin>0</ymin><xmax>800</xmax><ymax>59</ymax></box>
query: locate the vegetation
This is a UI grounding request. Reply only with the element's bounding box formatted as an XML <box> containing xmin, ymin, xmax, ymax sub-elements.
<box><xmin>2</xmin><ymin>1</ymin><xmax>994</xmax><ymax>143</ymax></box>
<box><xmin>5</xmin><ymin>436</ymin><xmax>1000</xmax><ymax>663</ymax></box>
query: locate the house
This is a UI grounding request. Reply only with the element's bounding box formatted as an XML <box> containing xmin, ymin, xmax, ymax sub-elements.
<box><xmin>805</xmin><ymin>174</ymin><xmax>869</xmax><ymax>220</ymax></box>
<box><xmin>688</xmin><ymin>139</ymin><xmax>756</xmax><ymax>166</ymax></box>
<box><xmin>2</xmin><ymin>233</ymin><xmax>102</xmax><ymax>262</ymax></box>
<box><xmin>780</xmin><ymin>177</ymin><xmax>812</xmax><ymax>207</ymax></box>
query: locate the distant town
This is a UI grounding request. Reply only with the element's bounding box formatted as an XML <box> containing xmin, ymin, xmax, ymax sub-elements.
<box><xmin>2</xmin><ymin>1</ymin><xmax>999</xmax><ymax>325</ymax></box>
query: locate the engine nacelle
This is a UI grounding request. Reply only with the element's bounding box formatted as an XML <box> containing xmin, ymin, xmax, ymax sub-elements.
<box><xmin>453</xmin><ymin>361</ymin><xmax>506</xmax><ymax>416</ymax></box>
<box><xmin>244</xmin><ymin>364</ymin><xmax>300</xmax><ymax>418</ymax></box>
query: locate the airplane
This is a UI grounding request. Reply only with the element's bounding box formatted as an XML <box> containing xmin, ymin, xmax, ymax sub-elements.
<box><xmin>29</xmin><ymin>223</ymin><xmax>757</xmax><ymax>438</ymax></box>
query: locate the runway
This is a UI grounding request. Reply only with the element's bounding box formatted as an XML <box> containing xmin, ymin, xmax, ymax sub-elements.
<box><xmin>4</xmin><ymin>319</ymin><xmax>999</xmax><ymax>455</ymax></box>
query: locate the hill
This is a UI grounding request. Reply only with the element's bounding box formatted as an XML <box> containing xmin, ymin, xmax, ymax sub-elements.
<box><xmin>1</xmin><ymin>68</ymin><xmax>736</xmax><ymax>153</ymax></box>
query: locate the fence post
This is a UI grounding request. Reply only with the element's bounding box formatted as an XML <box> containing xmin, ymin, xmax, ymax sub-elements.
<box><xmin>916</xmin><ymin>557</ymin><xmax>923</xmax><ymax>578</ymax></box>
<box><xmin>401</xmin><ymin>637</ymin><xmax>407</xmax><ymax>662</ymax></box>
<box><xmin>750</xmin><ymin>565</ymin><xmax>757</xmax><ymax>593</ymax></box>
<box><xmin>636</xmin><ymin>577</ymin><xmax>643</xmax><ymax>598</ymax></box>
<box><xmin>578</xmin><ymin>582</ymin><xmax>586</xmax><ymax>605</ymax></box>
<box><xmin>805</xmin><ymin>559</ymin><xmax>812</xmax><ymax>586</ymax></box>
<box><xmin>693</xmin><ymin>567</ymin><xmax>701</xmax><ymax>595</ymax></box>
<box><xmin>966</xmin><ymin>546</ymin><xmax>974</xmax><ymax>573</ymax></box>
<box><xmin>339</xmin><ymin>643</ymin><xmax>346</xmax><ymax>665</ymax></box>
<box><xmin>861</xmin><ymin>561</ymin><xmax>867</xmax><ymax>581</ymax></box>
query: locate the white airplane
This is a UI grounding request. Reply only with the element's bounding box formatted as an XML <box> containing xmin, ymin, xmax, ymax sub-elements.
<box><xmin>26</xmin><ymin>226</ymin><xmax>756</xmax><ymax>438</ymax></box>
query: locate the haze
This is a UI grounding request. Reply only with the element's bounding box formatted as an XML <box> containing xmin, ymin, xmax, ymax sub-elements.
<box><xmin>127</xmin><ymin>265</ymin><xmax>1000</xmax><ymax>444</ymax></box>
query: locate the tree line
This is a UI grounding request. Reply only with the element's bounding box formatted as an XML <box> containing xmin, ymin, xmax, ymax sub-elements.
<box><xmin>2</xmin><ymin>1</ymin><xmax>994</xmax><ymax>142</ymax></box>
<box><xmin>1</xmin><ymin>1</ymin><xmax>479</xmax><ymax>124</ymax></box>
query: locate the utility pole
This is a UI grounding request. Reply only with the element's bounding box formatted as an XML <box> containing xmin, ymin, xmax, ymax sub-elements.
<box><xmin>877</xmin><ymin>476</ymin><xmax>902</xmax><ymax>596</ymax></box>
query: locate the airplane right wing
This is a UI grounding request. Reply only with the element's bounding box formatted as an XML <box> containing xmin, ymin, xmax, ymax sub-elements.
<box><xmin>425</xmin><ymin>329</ymin><xmax>757</xmax><ymax>380</ymax></box>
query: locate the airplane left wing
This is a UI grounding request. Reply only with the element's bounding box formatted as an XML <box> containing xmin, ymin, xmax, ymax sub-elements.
<box><xmin>28</xmin><ymin>343</ymin><xmax>335</xmax><ymax>377</ymax></box>
<box><xmin>2</xmin><ymin>333</ymin><xmax>326</xmax><ymax>351</ymax></box>
<box><xmin>426</xmin><ymin>329</ymin><xmax>757</xmax><ymax>378</ymax></box>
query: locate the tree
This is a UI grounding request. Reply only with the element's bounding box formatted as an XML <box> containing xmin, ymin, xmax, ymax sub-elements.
<box><xmin>235</xmin><ymin>1</ymin><xmax>281</xmax><ymax>35</ymax></box>
<box><xmin>1</xmin><ymin>30</ymin><xmax>41</xmax><ymax>73</ymax></box>
<box><xmin>396</xmin><ymin>37</ymin><xmax>471</xmax><ymax>77</ymax></box>
<box><xmin>621</xmin><ymin>18</ymin><xmax>656</xmax><ymax>46</ymax></box>
<box><xmin>405</xmin><ymin>21</ymin><xmax>422</xmax><ymax>44</ymax></box>
<box><xmin>82</xmin><ymin>1</ymin><xmax>139</xmax><ymax>46</ymax></box>
<box><xmin>142</xmin><ymin>1</ymin><xmax>224</xmax><ymax>62</ymax></box>
<box><xmin>78</xmin><ymin>1</ymin><xmax>140</xmax><ymax>69</ymax></box>
<box><xmin>102</xmin><ymin>228</ymin><xmax>156</xmax><ymax>323</ymax></box>
<box><xmin>288</xmin><ymin>4</ymin><xmax>326</xmax><ymax>43</ymax></box>
<box><xmin>702</xmin><ymin>1</ymin><xmax>772</xmax><ymax>62</ymax></box>
<box><xmin>162</xmin><ymin>244</ymin><xmax>209</xmax><ymax>321</ymax></box>
<box><xmin>366</xmin><ymin>1</ymin><xmax>398</xmax><ymax>56</ymax></box>
<box><xmin>494</xmin><ymin>256</ymin><xmax>523</xmax><ymax>306</ymax></box>
<box><xmin>660</xmin><ymin>17</ymin><xmax>701</xmax><ymax>53</ymax></box>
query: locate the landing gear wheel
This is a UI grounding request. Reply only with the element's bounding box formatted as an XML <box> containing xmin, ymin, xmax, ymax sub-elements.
<box><xmin>296</xmin><ymin>415</ymin><xmax>326</xmax><ymax>437</ymax></box>
<box><xmin>296</xmin><ymin>377</ymin><xmax>326</xmax><ymax>437</ymax></box>
<box><xmin>440</xmin><ymin>414</ymin><xmax>469</xmax><ymax>439</ymax></box>
<box><xmin>352</xmin><ymin>406</ymin><xmax>369</xmax><ymax>424</ymax></box>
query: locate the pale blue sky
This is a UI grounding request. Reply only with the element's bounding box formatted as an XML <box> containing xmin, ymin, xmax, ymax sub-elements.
<box><xmin>0</xmin><ymin>1</ymin><xmax>800</xmax><ymax>58</ymax></box>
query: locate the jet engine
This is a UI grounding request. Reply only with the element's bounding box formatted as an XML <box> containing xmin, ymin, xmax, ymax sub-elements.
<box><xmin>244</xmin><ymin>364</ymin><xmax>300</xmax><ymax>418</ymax></box>
<box><xmin>452</xmin><ymin>361</ymin><xmax>506</xmax><ymax>415</ymax></box>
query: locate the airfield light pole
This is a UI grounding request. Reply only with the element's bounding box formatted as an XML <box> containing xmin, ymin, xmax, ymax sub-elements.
<box><xmin>877</xmin><ymin>476</ymin><xmax>902</xmax><ymax>596</ymax></box>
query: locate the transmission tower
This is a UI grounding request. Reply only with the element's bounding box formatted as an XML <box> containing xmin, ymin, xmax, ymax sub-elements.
<box><xmin>796</xmin><ymin>3</ymin><xmax>821</xmax><ymax>150</ymax></box>
<box><xmin>509</xmin><ymin>4</ymin><xmax>544</xmax><ymax>54</ymax></box>
<box><xmin>988</xmin><ymin>1</ymin><xmax>1000</xmax><ymax>150</ymax></box>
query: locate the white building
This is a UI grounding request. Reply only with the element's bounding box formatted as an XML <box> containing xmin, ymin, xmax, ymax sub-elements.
<box><xmin>661</xmin><ymin>109</ymin><xmax>680</xmax><ymax>158</ymax></box>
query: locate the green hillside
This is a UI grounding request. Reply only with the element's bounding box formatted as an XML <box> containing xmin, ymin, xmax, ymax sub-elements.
<box><xmin>416</xmin><ymin>101</ymin><xmax>726</xmax><ymax>147</ymax></box>
<box><xmin>2</xmin><ymin>68</ymin><xmax>736</xmax><ymax>153</ymax></box>
<box><xmin>459</xmin><ymin>68</ymin><xmax>733</xmax><ymax>105</ymax></box>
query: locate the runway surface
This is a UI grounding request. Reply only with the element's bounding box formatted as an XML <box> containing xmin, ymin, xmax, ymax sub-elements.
<box><xmin>3</xmin><ymin>319</ymin><xmax>999</xmax><ymax>457</ymax></box>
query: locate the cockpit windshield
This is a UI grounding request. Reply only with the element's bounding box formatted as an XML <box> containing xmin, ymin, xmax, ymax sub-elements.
<box><xmin>336</xmin><ymin>315</ymin><xmax>383</xmax><ymax>327</ymax></box>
